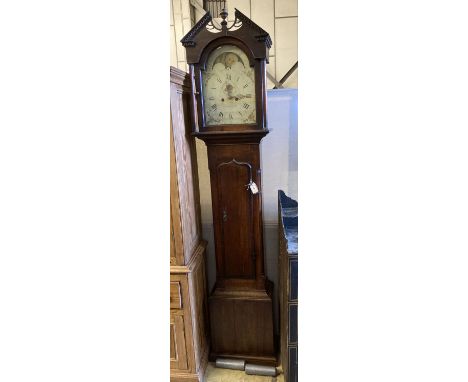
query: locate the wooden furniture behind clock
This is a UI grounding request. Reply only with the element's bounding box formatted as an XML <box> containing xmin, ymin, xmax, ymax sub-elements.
<box><xmin>181</xmin><ymin>8</ymin><xmax>276</xmax><ymax>366</ymax></box>
<box><xmin>170</xmin><ymin>66</ymin><xmax>209</xmax><ymax>382</ymax></box>
<box><xmin>278</xmin><ymin>190</ymin><xmax>298</xmax><ymax>382</ymax></box>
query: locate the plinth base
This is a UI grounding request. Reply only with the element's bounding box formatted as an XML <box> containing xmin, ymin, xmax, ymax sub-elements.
<box><xmin>208</xmin><ymin>281</ymin><xmax>276</xmax><ymax>366</ymax></box>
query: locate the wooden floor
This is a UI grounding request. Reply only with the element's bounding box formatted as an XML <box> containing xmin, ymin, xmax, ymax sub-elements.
<box><xmin>205</xmin><ymin>363</ymin><xmax>285</xmax><ymax>382</ymax></box>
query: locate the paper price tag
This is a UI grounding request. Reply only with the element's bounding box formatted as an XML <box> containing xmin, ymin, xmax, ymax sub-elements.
<box><xmin>248</xmin><ymin>182</ymin><xmax>259</xmax><ymax>194</ymax></box>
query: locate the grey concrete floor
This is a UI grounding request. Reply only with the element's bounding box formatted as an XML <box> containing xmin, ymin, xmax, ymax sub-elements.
<box><xmin>204</xmin><ymin>363</ymin><xmax>285</xmax><ymax>382</ymax></box>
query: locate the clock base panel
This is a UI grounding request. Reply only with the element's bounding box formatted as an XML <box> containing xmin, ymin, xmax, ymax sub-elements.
<box><xmin>208</xmin><ymin>281</ymin><xmax>276</xmax><ymax>366</ymax></box>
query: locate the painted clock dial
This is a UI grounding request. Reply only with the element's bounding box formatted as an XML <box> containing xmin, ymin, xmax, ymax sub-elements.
<box><xmin>202</xmin><ymin>45</ymin><xmax>256</xmax><ymax>125</ymax></box>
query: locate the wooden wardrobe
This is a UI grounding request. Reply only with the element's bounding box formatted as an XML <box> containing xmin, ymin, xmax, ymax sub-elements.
<box><xmin>170</xmin><ymin>66</ymin><xmax>209</xmax><ymax>382</ymax></box>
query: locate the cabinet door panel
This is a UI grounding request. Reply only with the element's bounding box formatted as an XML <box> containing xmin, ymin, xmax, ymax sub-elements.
<box><xmin>217</xmin><ymin>161</ymin><xmax>255</xmax><ymax>279</ymax></box>
<box><xmin>170</xmin><ymin>82</ymin><xmax>201</xmax><ymax>264</ymax></box>
<box><xmin>170</xmin><ymin>314</ymin><xmax>188</xmax><ymax>370</ymax></box>
<box><xmin>170</xmin><ymin>120</ymin><xmax>185</xmax><ymax>266</ymax></box>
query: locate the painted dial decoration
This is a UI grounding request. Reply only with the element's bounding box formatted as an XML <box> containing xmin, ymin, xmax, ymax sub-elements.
<box><xmin>202</xmin><ymin>45</ymin><xmax>256</xmax><ymax>125</ymax></box>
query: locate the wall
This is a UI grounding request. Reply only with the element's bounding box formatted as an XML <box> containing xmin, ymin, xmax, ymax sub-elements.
<box><xmin>170</xmin><ymin>0</ymin><xmax>197</xmax><ymax>72</ymax></box>
<box><xmin>170</xmin><ymin>0</ymin><xmax>298</xmax><ymax>89</ymax></box>
<box><xmin>227</xmin><ymin>0</ymin><xmax>298</xmax><ymax>89</ymax></box>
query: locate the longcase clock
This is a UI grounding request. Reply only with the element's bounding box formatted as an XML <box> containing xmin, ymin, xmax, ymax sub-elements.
<box><xmin>181</xmin><ymin>8</ymin><xmax>275</xmax><ymax>365</ymax></box>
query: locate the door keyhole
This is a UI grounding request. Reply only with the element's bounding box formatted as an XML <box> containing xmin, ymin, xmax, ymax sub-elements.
<box><xmin>222</xmin><ymin>208</ymin><xmax>228</xmax><ymax>222</ymax></box>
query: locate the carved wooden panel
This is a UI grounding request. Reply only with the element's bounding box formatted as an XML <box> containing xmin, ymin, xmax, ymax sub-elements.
<box><xmin>170</xmin><ymin>115</ymin><xmax>185</xmax><ymax>266</ymax></box>
<box><xmin>170</xmin><ymin>281</ymin><xmax>182</xmax><ymax>309</ymax></box>
<box><xmin>171</xmin><ymin>84</ymin><xmax>200</xmax><ymax>261</ymax></box>
<box><xmin>170</xmin><ymin>68</ymin><xmax>202</xmax><ymax>266</ymax></box>
<box><xmin>207</xmin><ymin>143</ymin><xmax>264</xmax><ymax>284</ymax></box>
<box><xmin>209</xmin><ymin>286</ymin><xmax>275</xmax><ymax>361</ymax></box>
<box><xmin>170</xmin><ymin>314</ymin><xmax>188</xmax><ymax>370</ymax></box>
<box><xmin>188</xmin><ymin>253</ymin><xmax>209</xmax><ymax>369</ymax></box>
<box><xmin>217</xmin><ymin>160</ymin><xmax>254</xmax><ymax>278</ymax></box>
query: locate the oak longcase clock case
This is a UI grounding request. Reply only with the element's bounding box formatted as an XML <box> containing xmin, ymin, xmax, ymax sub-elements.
<box><xmin>181</xmin><ymin>8</ymin><xmax>276</xmax><ymax>365</ymax></box>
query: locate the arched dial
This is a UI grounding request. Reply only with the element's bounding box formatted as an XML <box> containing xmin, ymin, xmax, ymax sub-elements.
<box><xmin>202</xmin><ymin>45</ymin><xmax>256</xmax><ymax>126</ymax></box>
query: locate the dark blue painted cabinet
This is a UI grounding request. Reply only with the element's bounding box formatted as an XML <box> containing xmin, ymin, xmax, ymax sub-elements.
<box><xmin>278</xmin><ymin>190</ymin><xmax>298</xmax><ymax>382</ymax></box>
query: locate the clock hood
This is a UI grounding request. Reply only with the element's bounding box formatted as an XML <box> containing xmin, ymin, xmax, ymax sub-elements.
<box><xmin>180</xmin><ymin>8</ymin><xmax>272</xmax><ymax>65</ymax></box>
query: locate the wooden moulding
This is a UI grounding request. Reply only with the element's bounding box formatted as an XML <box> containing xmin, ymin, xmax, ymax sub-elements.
<box><xmin>192</xmin><ymin>130</ymin><xmax>269</xmax><ymax>145</ymax></box>
<box><xmin>170</xmin><ymin>66</ymin><xmax>191</xmax><ymax>89</ymax></box>
<box><xmin>170</xmin><ymin>240</ymin><xmax>207</xmax><ymax>274</ymax></box>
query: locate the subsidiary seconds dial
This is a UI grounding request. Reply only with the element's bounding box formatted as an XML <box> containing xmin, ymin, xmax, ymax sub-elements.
<box><xmin>202</xmin><ymin>45</ymin><xmax>256</xmax><ymax>125</ymax></box>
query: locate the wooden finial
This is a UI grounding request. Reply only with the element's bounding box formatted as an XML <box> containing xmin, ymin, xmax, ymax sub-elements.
<box><xmin>220</xmin><ymin>8</ymin><xmax>228</xmax><ymax>27</ymax></box>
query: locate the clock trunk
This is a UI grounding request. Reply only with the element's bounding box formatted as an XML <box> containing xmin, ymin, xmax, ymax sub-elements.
<box><xmin>206</xmin><ymin>140</ymin><xmax>275</xmax><ymax>365</ymax></box>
